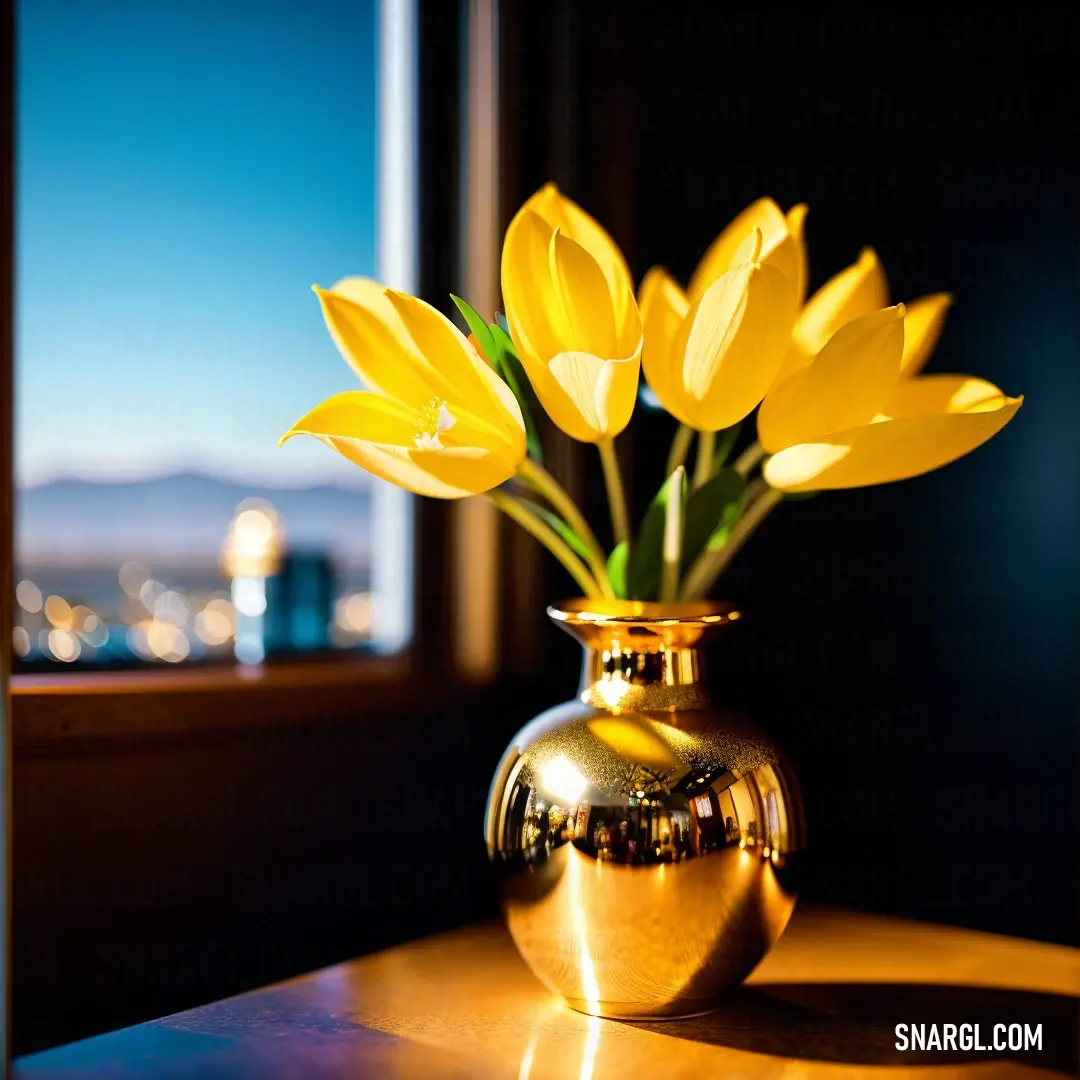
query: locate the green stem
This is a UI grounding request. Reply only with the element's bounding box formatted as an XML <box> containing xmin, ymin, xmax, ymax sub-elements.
<box><xmin>665</xmin><ymin>423</ymin><xmax>694</xmax><ymax>478</ymax></box>
<box><xmin>734</xmin><ymin>441</ymin><xmax>765</xmax><ymax>479</ymax></box>
<box><xmin>515</xmin><ymin>457</ymin><xmax>613</xmax><ymax>598</ymax></box>
<box><xmin>680</xmin><ymin>481</ymin><xmax>782</xmax><ymax>600</ymax></box>
<box><xmin>598</xmin><ymin>438</ymin><xmax>631</xmax><ymax>548</ymax></box>
<box><xmin>487</xmin><ymin>491</ymin><xmax>602</xmax><ymax>599</ymax></box>
<box><xmin>659</xmin><ymin>466</ymin><xmax>686</xmax><ymax>603</ymax></box>
<box><xmin>692</xmin><ymin>429</ymin><xmax>716</xmax><ymax>490</ymax></box>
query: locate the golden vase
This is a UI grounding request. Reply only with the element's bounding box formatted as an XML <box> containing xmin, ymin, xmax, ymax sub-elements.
<box><xmin>484</xmin><ymin>599</ymin><xmax>805</xmax><ymax>1019</ymax></box>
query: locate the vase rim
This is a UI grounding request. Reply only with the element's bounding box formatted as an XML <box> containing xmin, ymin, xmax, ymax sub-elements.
<box><xmin>548</xmin><ymin>597</ymin><xmax>741</xmax><ymax>628</ymax></box>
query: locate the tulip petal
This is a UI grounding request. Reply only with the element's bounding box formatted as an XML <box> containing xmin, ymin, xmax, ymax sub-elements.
<box><xmin>681</xmin><ymin>264</ymin><xmax>753</xmax><ymax>396</ymax></box>
<box><xmin>527</xmin><ymin>183</ymin><xmax>636</xmax><ymax>340</ymax></box>
<box><xmin>549</xmin><ymin>228</ymin><xmax>618</xmax><ymax>358</ymax></box>
<box><xmin>314</xmin><ymin>281</ymin><xmax>436</xmax><ymax>406</ymax></box>
<box><xmin>677</xmin><ymin>260</ymin><xmax>798</xmax><ymax>431</ymax></box>
<box><xmin>325</xmin><ymin>276</ymin><xmax>396</xmax><ymax>311</ymax></box>
<box><xmin>282</xmin><ymin>380</ymin><xmax>523</xmax><ymax>468</ymax></box>
<box><xmin>771</xmin><ymin>340</ymin><xmax>811</xmax><ymax>389</ymax></box>
<box><xmin>280</xmin><ymin>392</ymin><xmax>518</xmax><ymax>498</ymax></box>
<box><xmin>501</xmin><ymin>206</ymin><xmax>566</xmax><ymax>376</ymax></box>
<box><xmin>547</xmin><ymin>351</ymin><xmax>609</xmax><ymax>435</ymax></box>
<box><xmin>530</xmin><ymin>367</ymin><xmax>602</xmax><ymax>443</ymax></box>
<box><xmin>639</xmin><ymin>267</ymin><xmax>696</xmax><ymax>421</ymax></box>
<box><xmin>786</xmin><ymin>203</ymin><xmax>810</xmax><ymax>306</ymax></box>
<box><xmin>385</xmin><ymin>290</ymin><xmax>526</xmax><ymax>454</ymax></box>
<box><xmin>763</xmin><ymin>394</ymin><xmax>1023</xmax><ymax>491</ymax></box>
<box><xmin>900</xmin><ymin>293</ymin><xmax>953</xmax><ymax>377</ymax></box>
<box><xmin>884</xmin><ymin>374</ymin><xmax>1008</xmax><ymax>418</ymax></box>
<box><xmin>593</xmin><ymin>356</ymin><xmax>641</xmax><ymax>439</ymax></box>
<box><xmin>279</xmin><ymin>393</ymin><xmax>472</xmax><ymax>497</ymax></box>
<box><xmin>384</xmin><ymin>291</ymin><xmax>491</xmax><ymax>409</ymax></box>
<box><xmin>280</xmin><ymin>390</ymin><xmax>417</xmax><ymax>447</ymax></box>
<box><xmin>790</xmin><ymin>247</ymin><xmax>889</xmax><ymax>362</ymax></box>
<box><xmin>323</xmin><ymin>439</ymin><xmax>501</xmax><ymax>498</ymax></box>
<box><xmin>504</xmin><ymin>192</ymin><xmax>641</xmax><ymax>442</ymax></box>
<box><xmin>472</xmin><ymin>358</ymin><xmax>528</xmax><ymax>456</ymax></box>
<box><xmin>545</xmin><ymin>352</ymin><xmax>640</xmax><ymax>441</ymax></box>
<box><xmin>687</xmin><ymin>197</ymin><xmax>795</xmax><ymax>303</ymax></box>
<box><xmin>402</xmin><ymin>445</ymin><xmax>519</xmax><ymax>495</ymax></box>
<box><xmin>759</xmin><ymin>305</ymin><xmax>905</xmax><ymax>452</ymax></box>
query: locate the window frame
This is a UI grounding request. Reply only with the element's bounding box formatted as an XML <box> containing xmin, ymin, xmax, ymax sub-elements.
<box><xmin>2</xmin><ymin>0</ymin><xmax>13</xmax><ymax>1057</ymax></box>
<box><xmin>5</xmin><ymin>0</ymin><xmax>496</xmax><ymax>750</ymax></box>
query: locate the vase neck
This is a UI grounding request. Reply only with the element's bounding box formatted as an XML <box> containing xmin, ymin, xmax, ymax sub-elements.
<box><xmin>547</xmin><ymin>600</ymin><xmax>739</xmax><ymax>713</ymax></box>
<box><xmin>578</xmin><ymin>640</ymin><xmax>709</xmax><ymax>712</ymax></box>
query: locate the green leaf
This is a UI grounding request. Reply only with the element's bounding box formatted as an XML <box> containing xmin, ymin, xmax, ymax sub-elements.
<box><xmin>488</xmin><ymin>322</ymin><xmax>519</xmax><ymax>365</ymax></box>
<box><xmin>450</xmin><ymin>295</ymin><xmax>497</xmax><ymax>368</ymax></box>
<box><xmin>495</xmin><ymin>311</ymin><xmax>511</xmax><ymax>336</ymax></box>
<box><xmin>607</xmin><ymin>541</ymin><xmax>630</xmax><ymax>600</ymax></box>
<box><xmin>488</xmin><ymin>322</ymin><xmax>543</xmax><ymax>464</ymax></box>
<box><xmin>705</xmin><ymin>489</ymin><xmax>751</xmax><ymax>553</ymax></box>
<box><xmin>630</xmin><ymin>468</ymin><xmax>687</xmax><ymax>601</ymax></box>
<box><xmin>450</xmin><ymin>300</ymin><xmax>544</xmax><ymax>463</ymax></box>
<box><xmin>712</xmin><ymin>422</ymin><xmax>741</xmax><ymax>470</ymax></box>
<box><xmin>682</xmin><ymin>467</ymin><xmax>746</xmax><ymax>571</ymax></box>
<box><xmin>517</xmin><ymin>499</ymin><xmax>592</xmax><ymax>561</ymax></box>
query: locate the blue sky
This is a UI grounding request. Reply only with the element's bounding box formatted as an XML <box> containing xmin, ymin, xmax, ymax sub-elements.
<box><xmin>16</xmin><ymin>0</ymin><xmax>378</xmax><ymax>489</ymax></box>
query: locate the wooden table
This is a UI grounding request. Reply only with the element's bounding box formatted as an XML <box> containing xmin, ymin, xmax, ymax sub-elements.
<box><xmin>13</xmin><ymin>907</ymin><xmax>1079</xmax><ymax>1079</ymax></box>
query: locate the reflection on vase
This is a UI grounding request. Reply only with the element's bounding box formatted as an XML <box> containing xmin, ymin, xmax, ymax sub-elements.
<box><xmin>485</xmin><ymin>599</ymin><xmax>805</xmax><ymax>1020</ymax></box>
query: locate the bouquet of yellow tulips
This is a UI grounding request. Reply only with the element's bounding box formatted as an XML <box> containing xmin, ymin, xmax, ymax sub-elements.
<box><xmin>282</xmin><ymin>185</ymin><xmax>1022</xmax><ymax>604</ymax></box>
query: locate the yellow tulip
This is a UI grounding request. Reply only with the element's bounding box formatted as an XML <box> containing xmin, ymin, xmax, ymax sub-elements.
<box><xmin>758</xmin><ymin>305</ymin><xmax>1022</xmax><ymax>492</ymax></box>
<box><xmin>786</xmin><ymin>247</ymin><xmax>887</xmax><ymax>369</ymax></box>
<box><xmin>639</xmin><ymin>227</ymin><xmax>798</xmax><ymax>431</ymax></box>
<box><xmin>897</xmin><ymin>291</ymin><xmax>954</xmax><ymax>377</ymax></box>
<box><xmin>775</xmin><ymin>245</ymin><xmax>954</xmax><ymax>386</ymax></box>
<box><xmin>501</xmin><ymin>184</ymin><xmax>642</xmax><ymax>442</ymax></box>
<box><xmin>280</xmin><ymin>278</ymin><xmax>526</xmax><ymax>498</ymax></box>
<box><xmin>687</xmin><ymin>196</ymin><xmax>809</xmax><ymax>306</ymax></box>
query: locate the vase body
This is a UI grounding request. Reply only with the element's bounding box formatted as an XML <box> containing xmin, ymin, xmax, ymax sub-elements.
<box><xmin>484</xmin><ymin>599</ymin><xmax>804</xmax><ymax>1020</ymax></box>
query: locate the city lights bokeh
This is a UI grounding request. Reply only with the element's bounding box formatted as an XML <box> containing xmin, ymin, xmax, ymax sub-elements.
<box><xmin>13</xmin><ymin>501</ymin><xmax>376</xmax><ymax>667</ymax></box>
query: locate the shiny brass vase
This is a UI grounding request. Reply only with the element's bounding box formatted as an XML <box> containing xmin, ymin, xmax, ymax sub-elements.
<box><xmin>485</xmin><ymin>599</ymin><xmax>804</xmax><ymax>1020</ymax></box>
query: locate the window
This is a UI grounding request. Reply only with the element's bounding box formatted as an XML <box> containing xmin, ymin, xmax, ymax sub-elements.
<box><xmin>13</xmin><ymin>0</ymin><xmax>414</xmax><ymax>670</ymax></box>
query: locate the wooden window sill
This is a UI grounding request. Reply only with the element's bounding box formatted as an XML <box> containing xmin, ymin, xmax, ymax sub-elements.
<box><xmin>10</xmin><ymin>655</ymin><xmax>478</xmax><ymax>751</ymax></box>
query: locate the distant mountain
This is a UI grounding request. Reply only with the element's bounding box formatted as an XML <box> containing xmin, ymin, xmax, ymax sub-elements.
<box><xmin>16</xmin><ymin>472</ymin><xmax>373</xmax><ymax>570</ymax></box>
